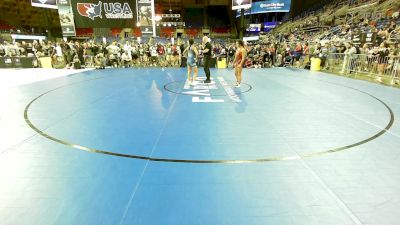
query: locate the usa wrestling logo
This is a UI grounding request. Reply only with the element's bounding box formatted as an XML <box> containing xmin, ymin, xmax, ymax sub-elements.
<box><xmin>77</xmin><ymin>1</ymin><xmax>102</xmax><ymax>20</ymax></box>
<box><xmin>77</xmin><ymin>1</ymin><xmax>133</xmax><ymax>20</ymax></box>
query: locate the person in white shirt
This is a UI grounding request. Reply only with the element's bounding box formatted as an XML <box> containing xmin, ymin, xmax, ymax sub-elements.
<box><xmin>121</xmin><ymin>51</ymin><xmax>132</xmax><ymax>68</ymax></box>
<box><xmin>55</xmin><ymin>43</ymin><xmax>63</xmax><ymax>57</ymax></box>
<box><xmin>7</xmin><ymin>43</ymin><xmax>18</xmax><ymax>57</ymax></box>
<box><xmin>166</xmin><ymin>44</ymin><xmax>173</xmax><ymax>67</ymax></box>
<box><xmin>124</xmin><ymin>41</ymin><xmax>132</xmax><ymax>58</ymax></box>
<box><xmin>94</xmin><ymin>52</ymin><xmax>106</xmax><ymax>69</ymax></box>
<box><xmin>106</xmin><ymin>42</ymin><xmax>120</xmax><ymax>67</ymax></box>
<box><xmin>341</xmin><ymin>42</ymin><xmax>357</xmax><ymax>74</ymax></box>
<box><xmin>176</xmin><ymin>45</ymin><xmax>182</xmax><ymax>66</ymax></box>
<box><xmin>106</xmin><ymin>41</ymin><xmax>120</xmax><ymax>55</ymax></box>
<box><xmin>341</xmin><ymin>42</ymin><xmax>351</xmax><ymax>74</ymax></box>
<box><xmin>0</xmin><ymin>43</ymin><xmax>7</xmax><ymax>57</ymax></box>
<box><xmin>150</xmin><ymin>45</ymin><xmax>158</xmax><ymax>66</ymax></box>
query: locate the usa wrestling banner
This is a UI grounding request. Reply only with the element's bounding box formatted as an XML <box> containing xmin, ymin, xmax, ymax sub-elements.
<box><xmin>31</xmin><ymin>0</ymin><xmax>58</xmax><ymax>9</ymax></box>
<box><xmin>71</xmin><ymin>0</ymin><xmax>135</xmax><ymax>28</ymax></box>
<box><xmin>58</xmin><ymin>0</ymin><xmax>76</xmax><ymax>36</ymax></box>
<box><xmin>232</xmin><ymin>0</ymin><xmax>251</xmax><ymax>10</ymax></box>
<box><xmin>137</xmin><ymin>0</ymin><xmax>156</xmax><ymax>36</ymax></box>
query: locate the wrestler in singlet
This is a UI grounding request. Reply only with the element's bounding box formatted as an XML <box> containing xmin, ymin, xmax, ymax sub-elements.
<box><xmin>233</xmin><ymin>40</ymin><xmax>246</xmax><ymax>87</ymax></box>
<box><xmin>187</xmin><ymin>45</ymin><xmax>197</xmax><ymax>67</ymax></box>
<box><xmin>235</xmin><ymin>48</ymin><xmax>243</xmax><ymax>67</ymax></box>
<box><xmin>184</xmin><ymin>39</ymin><xmax>198</xmax><ymax>85</ymax></box>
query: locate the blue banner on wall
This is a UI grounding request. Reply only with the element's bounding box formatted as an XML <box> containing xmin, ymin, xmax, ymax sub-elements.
<box><xmin>236</xmin><ymin>0</ymin><xmax>291</xmax><ymax>17</ymax></box>
<box><xmin>263</xmin><ymin>21</ymin><xmax>278</xmax><ymax>32</ymax></box>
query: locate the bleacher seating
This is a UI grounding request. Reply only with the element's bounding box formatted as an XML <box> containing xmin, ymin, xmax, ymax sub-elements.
<box><xmin>160</xmin><ymin>27</ymin><xmax>175</xmax><ymax>38</ymax></box>
<box><xmin>186</xmin><ymin>28</ymin><xmax>200</xmax><ymax>38</ymax></box>
<box><xmin>76</xmin><ymin>28</ymin><xmax>94</xmax><ymax>37</ymax></box>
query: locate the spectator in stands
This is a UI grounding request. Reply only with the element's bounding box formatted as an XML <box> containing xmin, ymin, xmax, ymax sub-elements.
<box><xmin>0</xmin><ymin>42</ymin><xmax>6</xmax><ymax>57</ymax></box>
<box><xmin>245</xmin><ymin>57</ymin><xmax>253</xmax><ymax>68</ymax></box>
<box><xmin>74</xmin><ymin>41</ymin><xmax>84</xmax><ymax>65</ymax></box>
<box><xmin>252</xmin><ymin>55</ymin><xmax>263</xmax><ymax>68</ymax></box>
<box><xmin>150</xmin><ymin>44</ymin><xmax>158</xmax><ymax>66</ymax></box>
<box><xmin>64</xmin><ymin>44</ymin><xmax>74</xmax><ymax>69</ymax></box>
<box><xmin>275</xmin><ymin>49</ymin><xmax>283</xmax><ymax>67</ymax></box>
<box><xmin>337</xmin><ymin>43</ymin><xmax>346</xmax><ymax>54</ymax></box>
<box><xmin>360</xmin><ymin>43</ymin><xmax>369</xmax><ymax>55</ymax></box>
<box><xmin>346</xmin><ymin>42</ymin><xmax>358</xmax><ymax>74</ymax></box>
<box><xmin>268</xmin><ymin>44</ymin><xmax>276</xmax><ymax>67</ymax></box>
<box><xmin>392</xmin><ymin>9</ymin><xmax>399</xmax><ymax>19</ymax></box>
<box><xmin>377</xmin><ymin>42</ymin><xmax>389</xmax><ymax>81</ymax></box>
<box><xmin>293</xmin><ymin>42</ymin><xmax>303</xmax><ymax>67</ymax></box>
<box><xmin>179</xmin><ymin>40</ymin><xmax>185</xmax><ymax>66</ymax></box>
<box><xmin>261</xmin><ymin>45</ymin><xmax>271</xmax><ymax>68</ymax></box>
<box><xmin>392</xmin><ymin>42</ymin><xmax>400</xmax><ymax>84</ymax></box>
<box><xmin>91</xmin><ymin>42</ymin><xmax>99</xmax><ymax>56</ymax></box>
<box><xmin>72</xmin><ymin>54</ymin><xmax>81</xmax><ymax>69</ymax></box>
<box><xmin>124</xmin><ymin>41</ymin><xmax>132</xmax><ymax>58</ymax></box>
<box><xmin>157</xmin><ymin>43</ymin><xmax>166</xmax><ymax>67</ymax></box>
<box><xmin>50</xmin><ymin>42</ymin><xmax>65</xmax><ymax>69</ymax></box>
<box><xmin>121</xmin><ymin>51</ymin><xmax>132</xmax><ymax>68</ymax></box>
<box><xmin>320</xmin><ymin>43</ymin><xmax>331</xmax><ymax>68</ymax></box>
<box><xmin>108</xmin><ymin>53</ymin><xmax>119</xmax><ymax>68</ymax></box>
<box><xmin>340</xmin><ymin>42</ymin><xmax>350</xmax><ymax>74</ymax></box>
<box><xmin>94</xmin><ymin>52</ymin><xmax>106</xmax><ymax>69</ymax></box>
<box><xmin>392</xmin><ymin>42</ymin><xmax>400</xmax><ymax>57</ymax></box>
<box><xmin>388</xmin><ymin>21</ymin><xmax>397</xmax><ymax>32</ymax></box>
<box><xmin>227</xmin><ymin>44</ymin><xmax>236</xmax><ymax>67</ymax></box>
<box><xmin>221</xmin><ymin>45</ymin><xmax>227</xmax><ymax>56</ymax></box>
<box><xmin>362</xmin><ymin>44</ymin><xmax>374</xmax><ymax>72</ymax></box>
<box><xmin>325</xmin><ymin>43</ymin><xmax>337</xmax><ymax>70</ymax></box>
<box><xmin>18</xmin><ymin>42</ymin><xmax>26</xmax><ymax>56</ymax></box>
<box><xmin>165</xmin><ymin>43</ymin><xmax>173</xmax><ymax>67</ymax></box>
<box><xmin>138</xmin><ymin>44</ymin><xmax>145</xmax><ymax>66</ymax></box>
<box><xmin>313</xmin><ymin>43</ymin><xmax>322</xmax><ymax>57</ymax></box>
<box><xmin>377</xmin><ymin>27</ymin><xmax>390</xmax><ymax>44</ymax></box>
<box><xmin>25</xmin><ymin>43</ymin><xmax>34</xmax><ymax>57</ymax></box>
<box><xmin>107</xmin><ymin>41</ymin><xmax>120</xmax><ymax>67</ymax></box>
<box><xmin>6</xmin><ymin>42</ymin><xmax>18</xmax><ymax>57</ymax></box>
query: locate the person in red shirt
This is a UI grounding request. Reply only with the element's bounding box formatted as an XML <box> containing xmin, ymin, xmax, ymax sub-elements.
<box><xmin>157</xmin><ymin>44</ymin><xmax>166</xmax><ymax>67</ymax></box>
<box><xmin>293</xmin><ymin>42</ymin><xmax>303</xmax><ymax>67</ymax></box>
<box><xmin>268</xmin><ymin>44</ymin><xmax>275</xmax><ymax>66</ymax></box>
<box><xmin>171</xmin><ymin>44</ymin><xmax>179</xmax><ymax>66</ymax></box>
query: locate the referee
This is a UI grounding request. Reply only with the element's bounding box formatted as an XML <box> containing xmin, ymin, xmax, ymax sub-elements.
<box><xmin>202</xmin><ymin>36</ymin><xmax>212</xmax><ymax>83</ymax></box>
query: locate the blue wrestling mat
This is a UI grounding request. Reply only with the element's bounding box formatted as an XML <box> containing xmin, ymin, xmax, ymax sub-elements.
<box><xmin>1</xmin><ymin>67</ymin><xmax>400</xmax><ymax>225</ymax></box>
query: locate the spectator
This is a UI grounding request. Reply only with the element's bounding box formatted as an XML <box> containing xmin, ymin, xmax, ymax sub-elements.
<box><xmin>121</xmin><ymin>51</ymin><xmax>132</xmax><ymax>68</ymax></box>
<box><xmin>377</xmin><ymin>42</ymin><xmax>389</xmax><ymax>81</ymax></box>
<box><xmin>293</xmin><ymin>42</ymin><xmax>303</xmax><ymax>67</ymax></box>
<box><xmin>94</xmin><ymin>52</ymin><xmax>106</xmax><ymax>69</ymax></box>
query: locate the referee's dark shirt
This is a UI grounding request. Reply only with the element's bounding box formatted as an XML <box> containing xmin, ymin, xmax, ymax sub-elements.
<box><xmin>204</xmin><ymin>42</ymin><xmax>212</xmax><ymax>57</ymax></box>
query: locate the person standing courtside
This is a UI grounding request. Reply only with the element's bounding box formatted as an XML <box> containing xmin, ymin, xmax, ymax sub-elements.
<box><xmin>202</xmin><ymin>36</ymin><xmax>212</xmax><ymax>83</ymax></box>
<box><xmin>233</xmin><ymin>40</ymin><xmax>247</xmax><ymax>87</ymax></box>
<box><xmin>183</xmin><ymin>38</ymin><xmax>199</xmax><ymax>85</ymax></box>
